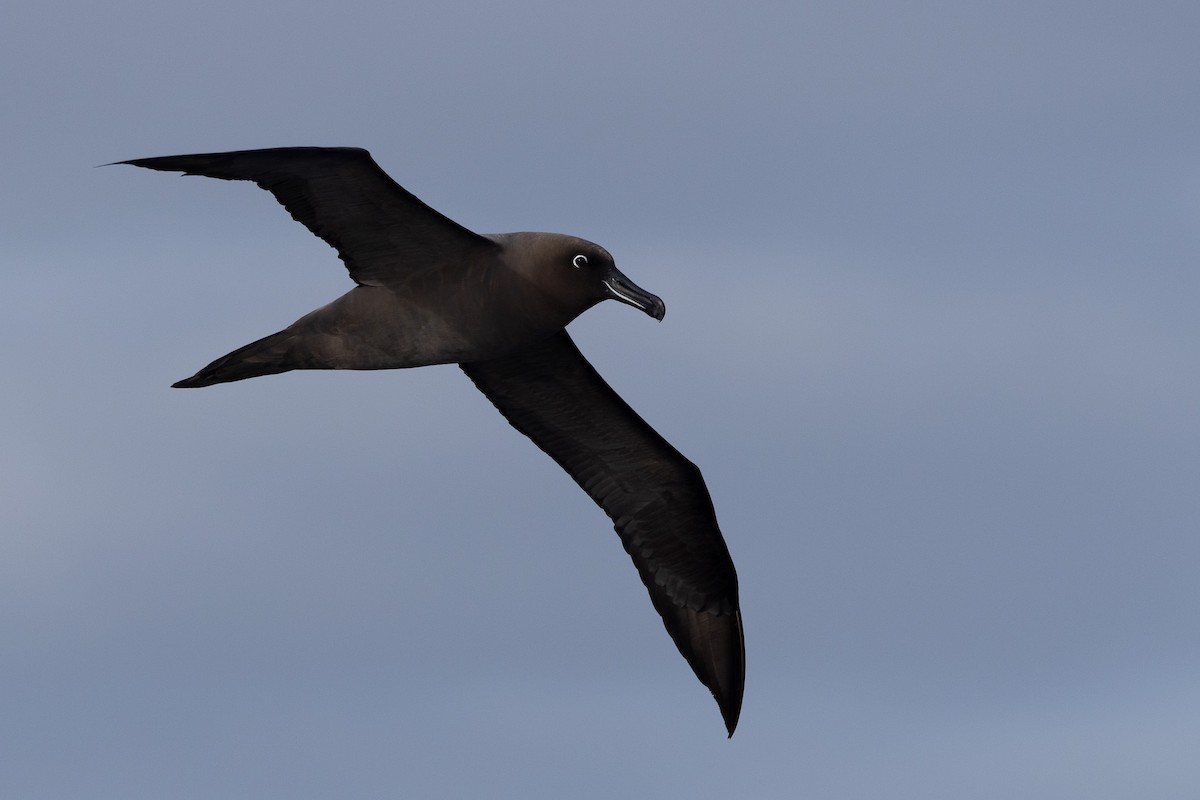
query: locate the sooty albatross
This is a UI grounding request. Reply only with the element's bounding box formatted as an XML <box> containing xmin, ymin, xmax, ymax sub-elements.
<box><xmin>121</xmin><ymin>147</ymin><xmax>744</xmax><ymax>735</ymax></box>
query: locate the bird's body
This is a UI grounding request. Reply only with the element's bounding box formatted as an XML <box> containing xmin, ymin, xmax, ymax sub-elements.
<box><xmin>173</xmin><ymin>233</ymin><xmax>611</xmax><ymax>386</ymax></box>
<box><xmin>122</xmin><ymin>147</ymin><xmax>744</xmax><ymax>734</ymax></box>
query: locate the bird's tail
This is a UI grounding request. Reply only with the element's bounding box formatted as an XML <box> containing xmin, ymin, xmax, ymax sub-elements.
<box><xmin>172</xmin><ymin>329</ymin><xmax>299</xmax><ymax>388</ymax></box>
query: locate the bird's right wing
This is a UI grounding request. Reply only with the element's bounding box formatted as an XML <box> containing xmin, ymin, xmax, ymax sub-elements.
<box><xmin>461</xmin><ymin>331</ymin><xmax>745</xmax><ymax>735</ymax></box>
<box><xmin>121</xmin><ymin>147</ymin><xmax>498</xmax><ymax>287</ymax></box>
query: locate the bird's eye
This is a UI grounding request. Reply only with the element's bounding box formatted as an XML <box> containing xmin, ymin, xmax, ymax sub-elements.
<box><xmin>572</xmin><ymin>254</ymin><xmax>589</xmax><ymax>269</ymax></box>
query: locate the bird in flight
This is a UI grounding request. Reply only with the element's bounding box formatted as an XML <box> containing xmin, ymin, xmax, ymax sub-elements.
<box><xmin>122</xmin><ymin>147</ymin><xmax>744</xmax><ymax>735</ymax></box>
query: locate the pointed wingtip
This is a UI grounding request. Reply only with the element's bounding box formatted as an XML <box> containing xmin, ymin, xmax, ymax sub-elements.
<box><xmin>715</xmin><ymin>618</ymin><xmax>745</xmax><ymax>738</ymax></box>
<box><xmin>721</xmin><ymin>672</ymin><xmax>743</xmax><ymax>737</ymax></box>
<box><xmin>99</xmin><ymin>158</ymin><xmax>161</xmax><ymax>169</ymax></box>
<box><xmin>115</xmin><ymin>156</ymin><xmax>178</xmax><ymax>172</ymax></box>
<box><xmin>171</xmin><ymin>374</ymin><xmax>208</xmax><ymax>388</ymax></box>
<box><xmin>660</xmin><ymin>603</ymin><xmax>744</xmax><ymax>737</ymax></box>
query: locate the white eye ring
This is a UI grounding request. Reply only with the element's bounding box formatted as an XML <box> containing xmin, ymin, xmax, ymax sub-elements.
<box><xmin>572</xmin><ymin>254</ymin><xmax>589</xmax><ymax>269</ymax></box>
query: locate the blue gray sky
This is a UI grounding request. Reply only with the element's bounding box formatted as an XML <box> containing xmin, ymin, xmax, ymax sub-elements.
<box><xmin>4</xmin><ymin>1</ymin><xmax>1200</xmax><ymax>797</ymax></box>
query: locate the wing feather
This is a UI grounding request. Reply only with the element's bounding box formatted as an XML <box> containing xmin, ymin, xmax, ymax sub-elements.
<box><xmin>461</xmin><ymin>331</ymin><xmax>744</xmax><ymax>735</ymax></box>
<box><xmin>121</xmin><ymin>147</ymin><xmax>496</xmax><ymax>286</ymax></box>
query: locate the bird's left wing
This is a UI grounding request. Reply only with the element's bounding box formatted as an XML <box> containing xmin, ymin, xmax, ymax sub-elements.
<box><xmin>461</xmin><ymin>331</ymin><xmax>744</xmax><ymax>735</ymax></box>
<box><xmin>121</xmin><ymin>147</ymin><xmax>497</xmax><ymax>287</ymax></box>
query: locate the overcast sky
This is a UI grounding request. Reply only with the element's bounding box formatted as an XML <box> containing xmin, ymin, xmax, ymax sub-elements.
<box><xmin>4</xmin><ymin>1</ymin><xmax>1200</xmax><ymax>798</ymax></box>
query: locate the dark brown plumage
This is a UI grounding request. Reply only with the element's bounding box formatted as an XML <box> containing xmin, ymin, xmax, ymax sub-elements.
<box><xmin>122</xmin><ymin>147</ymin><xmax>744</xmax><ymax>735</ymax></box>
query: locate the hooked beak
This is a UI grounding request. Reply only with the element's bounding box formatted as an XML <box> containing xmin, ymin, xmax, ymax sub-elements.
<box><xmin>603</xmin><ymin>267</ymin><xmax>666</xmax><ymax>321</ymax></box>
